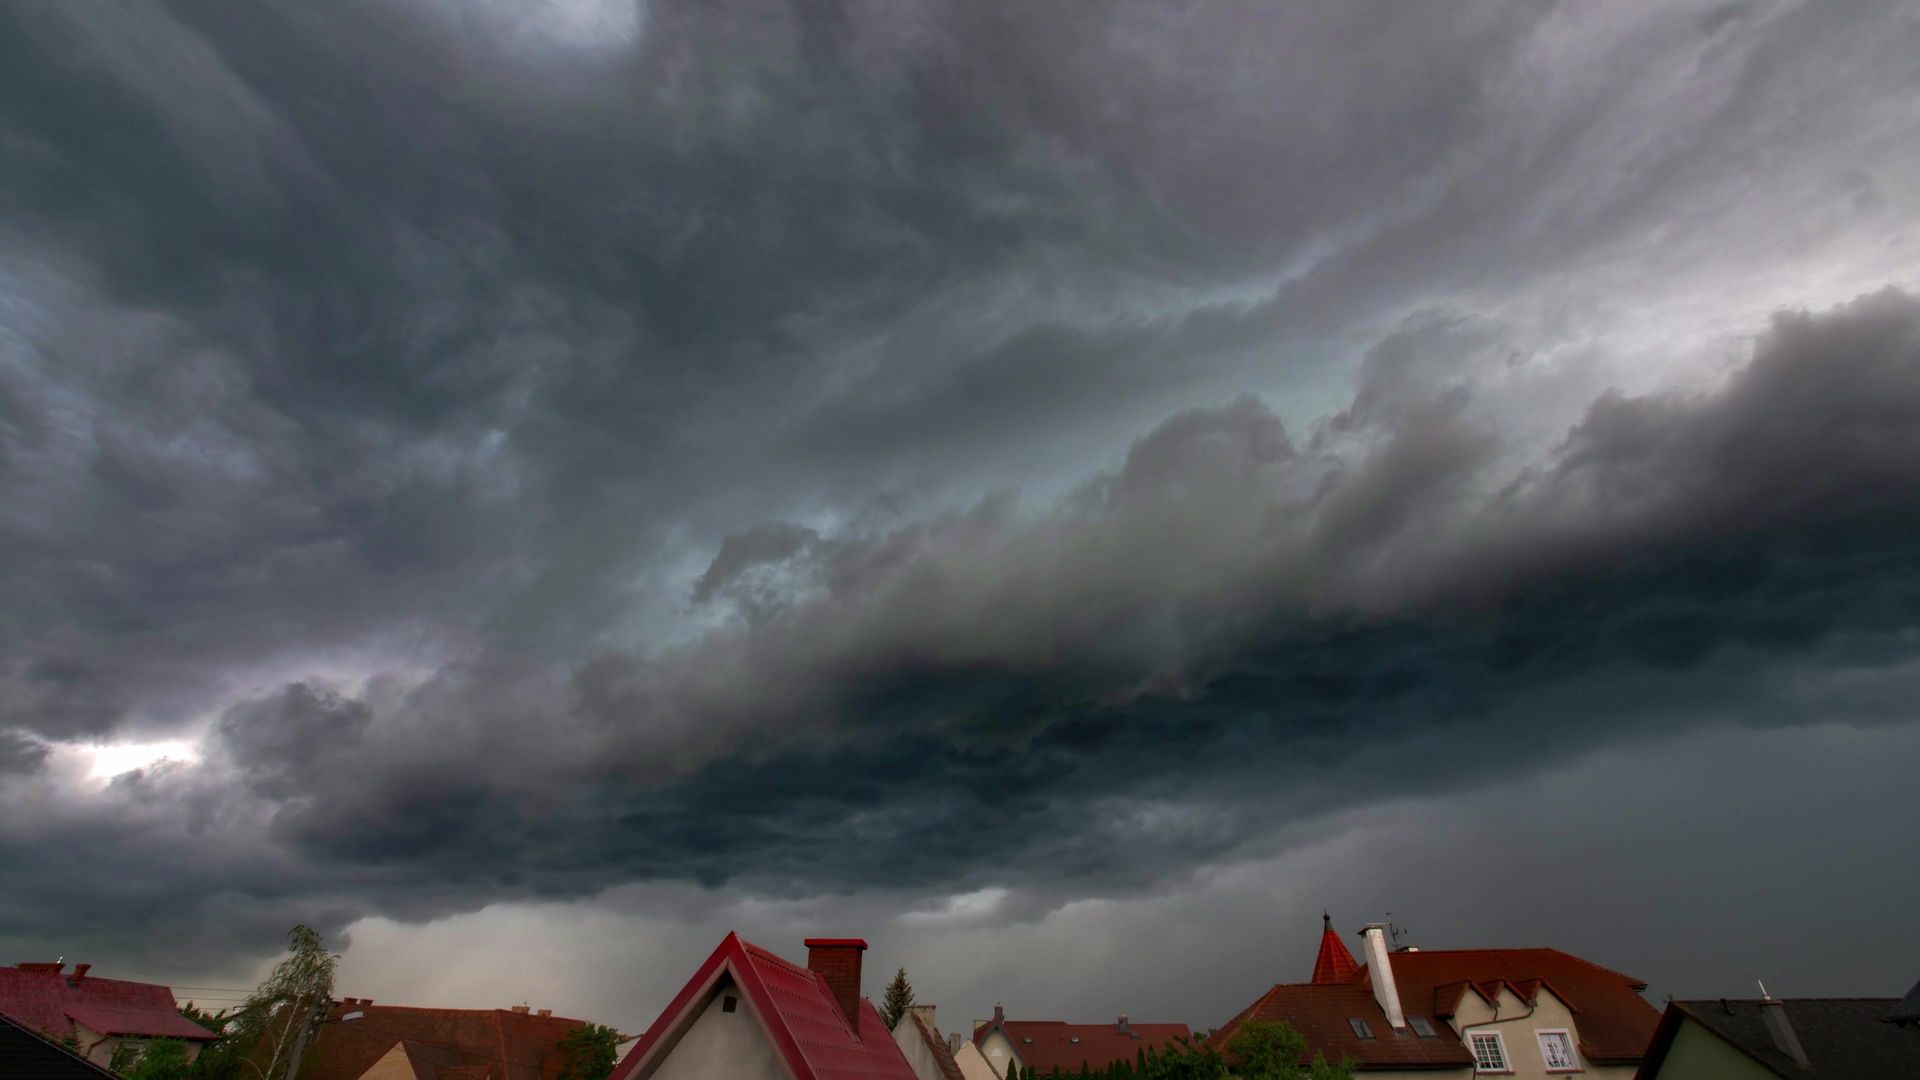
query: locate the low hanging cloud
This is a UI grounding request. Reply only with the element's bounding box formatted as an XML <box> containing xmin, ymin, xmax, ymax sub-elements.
<box><xmin>6</xmin><ymin>288</ymin><xmax>1919</xmax><ymax>971</ymax></box>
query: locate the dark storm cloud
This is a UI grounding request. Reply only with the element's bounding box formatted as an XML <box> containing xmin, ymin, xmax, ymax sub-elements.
<box><xmin>7</xmin><ymin>289</ymin><xmax>1919</xmax><ymax>973</ymax></box>
<box><xmin>2</xmin><ymin>0</ymin><xmax>1918</xmax><ymax>981</ymax></box>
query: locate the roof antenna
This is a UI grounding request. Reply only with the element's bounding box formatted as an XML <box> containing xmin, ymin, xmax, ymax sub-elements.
<box><xmin>1757</xmin><ymin>980</ymin><xmax>1771</xmax><ymax>1001</ymax></box>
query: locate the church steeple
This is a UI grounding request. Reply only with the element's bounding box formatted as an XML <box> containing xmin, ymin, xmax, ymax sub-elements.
<box><xmin>1311</xmin><ymin>911</ymin><xmax>1360</xmax><ymax>984</ymax></box>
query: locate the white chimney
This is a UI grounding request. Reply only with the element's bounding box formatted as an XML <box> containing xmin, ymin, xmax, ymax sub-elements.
<box><xmin>1361</xmin><ymin>924</ymin><xmax>1407</xmax><ymax>1031</ymax></box>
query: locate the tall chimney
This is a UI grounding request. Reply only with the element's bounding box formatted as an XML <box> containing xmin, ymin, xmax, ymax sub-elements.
<box><xmin>992</xmin><ymin>1004</ymin><xmax>1004</xmax><ymax>1024</ymax></box>
<box><xmin>1757</xmin><ymin>983</ymin><xmax>1809</xmax><ymax>1067</ymax></box>
<box><xmin>1360</xmin><ymin>925</ymin><xmax>1407</xmax><ymax>1031</ymax></box>
<box><xmin>804</xmin><ymin>938</ymin><xmax>869</xmax><ymax>1034</ymax></box>
<box><xmin>1116</xmin><ymin>1015</ymin><xmax>1130</xmax><ymax>1035</ymax></box>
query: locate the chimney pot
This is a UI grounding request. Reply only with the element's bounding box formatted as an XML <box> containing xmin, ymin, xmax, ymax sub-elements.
<box><xmin>803</xmin><ymin>938</ymin><xmax>869</xmax><ymax>1035</ymax></box>
<box><xmin>1360</xmin><ymin>925</ymin><xmax>1408</xmax><ymax>1032</ymax></box>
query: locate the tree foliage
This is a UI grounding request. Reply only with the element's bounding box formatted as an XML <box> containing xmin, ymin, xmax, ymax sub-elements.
<box><xmin>555</xmin><ymin>1023</ymin><xmax>622</xmax><ymax>1080</ymax></box>
<box><xmin>217</xmin><ymin>925</ymin><xmax>338</xmax><ymax>1080</ymax></box>
<box><xmin>880</xmin><ymin>968</ymin><xmax>915</xmax><ymax>1031</ymax></box>
<box><xmin>118</xmin><ymin>1039</ymin><xmax>193</xmax><ymax>1080</ymax></box>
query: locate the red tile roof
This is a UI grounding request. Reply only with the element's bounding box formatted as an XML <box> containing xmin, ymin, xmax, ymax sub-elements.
<box><xmin>0</xmin><ymin>964</ymin><xmax>220</xmax><ymax>1045</ymax></box>
<box><xmin>1378</xmin><ymin>950</ymin><xmax>1658</xmax><ymax>1065</ymax></box>
<box><xmin>1210</xmin><ymin>946</ymin><xmax>1660</xmax><ymax>1070</ymax></box>
<box><xmin>1312</xmin><ymin>915</ymin><xmax>1361</xmax><ymax>985</ymax></box>
<box><xmin>609</xmin><ymin>932</ymin><xmax>917</xmax><ymax>1080</ymax></box>
<box><xmin>1209</xmin><ymin>982</ymin><xmax>1472</xmax><ymax>1071</ymax></box>
<box><xmin>300</xmin><ymin>1001</ymin><xmax>589</xmax><ymax>1080</ymax></box>
<box><xmin>974</xmin><ymin>1020</ymin><xmax>1192</xmax><ymax>1075</ymax></box>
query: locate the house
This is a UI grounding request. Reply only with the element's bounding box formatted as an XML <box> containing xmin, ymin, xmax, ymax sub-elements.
<box><xmin>1634</xmin><ymin>988</ymin><xmax>1920</xmax><ymax>1078</ymax></box>
<box><xmin>1208</xmin><ymin>916</ymin><xmax>1661</xmax><ymax>1078</ymax></box>
<box><xmin>0</xmin><ymin>961</ymin><xmax>221</xmax><ymax>1068</ymax></box>
<box><xmin>893</xmin><ymin>1004</ymin><xmax>968</xmax><ymax>1080</ymax></box>
<box><xmin>297</xmin><ymin>997</ymin><xmax>590</xmax><ymax>1080</ymax></box>
<box><xmin>972</xmin><ymin>1005</ymin><xmax>1191</xmax><ymax>1077</ymax></box>
<box><xmin>0</xmin><ymin>1009</ymin><xmax>123</xmax><ymax>1080</ymax></box>
<box><xmin>608</xmin><ymin>934</ymin><xmax>917</xmax><ymax>1080</ymax></box>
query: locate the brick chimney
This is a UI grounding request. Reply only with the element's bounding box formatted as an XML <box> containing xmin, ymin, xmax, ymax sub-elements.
<box><xmin>68</xmin><ymin>964</ymin><xmax>91</xmax><ymax>986</ymax></box>
<box><xmin>804</xmin><ymin>938</ymin><xmax>868</xmax><ymax>1034</ymax></box>
<box><xmin>1116</xmin><ymin>1014</ymin><xmax>1130</xmax><ymax>1034</ymax></box>
<box><xmin>510</xmin><ymin>1005</ymin><xmax>530</xmax><ymax>1015</ymax></box>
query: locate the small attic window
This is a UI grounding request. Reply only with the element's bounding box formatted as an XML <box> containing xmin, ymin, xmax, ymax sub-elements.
<box><xmin>721</xmin><ymin>995</ymin><xmax>738</xmax><ymax>1013</ymax></box>
<box><xmin>1070</xmin><ymin>1037</ymin><xmax>1081</xmax><ymax>1044</ymax></box>
<box><xmin>1409</xmin><ymin>1017</ymin><xmax>1437</xmax><ymax>1038</ymax></box>
<box><xmin>1022</xmin><ymin>1037</ymin><xmax>1032</xmax><ymax>1044</ymax></box>
<box><xmin>1347</xmin><ymin>1018</ymin><xmax>1374</xmax><ymax>1039</ymax></box>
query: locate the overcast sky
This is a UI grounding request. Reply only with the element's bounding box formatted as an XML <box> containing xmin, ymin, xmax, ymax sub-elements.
<box><xmin>3</xmin><ymin>0</ymin><xmax>1920</xmax><ymax>1038</ymax></box>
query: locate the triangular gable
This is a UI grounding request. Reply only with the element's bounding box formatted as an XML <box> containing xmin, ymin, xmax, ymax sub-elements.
<box><xmin>610</xmin><ymin>932</ymin><xmax>916</xmax><ymax>1080</ymax></box>
<box><xmin>609</xmin><ymin>933</ymin><xmax>809</xmax><ymax>1080</ymax></box>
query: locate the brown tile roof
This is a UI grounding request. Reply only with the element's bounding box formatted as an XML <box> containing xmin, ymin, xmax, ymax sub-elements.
<box><xmin>301</xmin><ymin>1001</ymin><xmax>589</xmax><ymax>1080</ymax></box>
<box><xmin>975</xmin><ymin>1020</ymin><xmax>1191</xmax><ymax>1075</ymax></box>
<box><xmin>1209</xmin><ymin>982</ymin><xmax>1471</xmax><ymax>1071</ymax></box>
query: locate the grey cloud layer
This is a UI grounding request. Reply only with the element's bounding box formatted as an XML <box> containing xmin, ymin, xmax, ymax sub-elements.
<box><xmin>2</xmin><ymin>0</ymin><xmax>1918</xmax><ymax>979</ymax></box>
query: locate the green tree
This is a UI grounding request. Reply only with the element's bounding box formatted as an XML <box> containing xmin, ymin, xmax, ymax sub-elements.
<box><xmin>555</xmin><ymin>1023</ymin><xmax>622</xmax><ymax>1080</ymax></box>
<box><xmin>879</xmin><ymin>968</ymin><xmax>915</xmax><ymax>1030</ymax></box>
<box><xmin>219</xmin><ymin>925</ymin><xmax>338</xmax><ymax>1080</ymax></box>
<box><xmin>120</xmin><ymin>1039</ymin><xmax>194</xmax><ymax>1080</ymax></box>
<box><xmin>1222</xmin><ymin>1020</ymin><xmax>1352</xmax><ymax>1080</ymax></box>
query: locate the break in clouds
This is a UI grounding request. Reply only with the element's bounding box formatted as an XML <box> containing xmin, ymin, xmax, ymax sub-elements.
<box><xmin>2</xmin><ymin>0</ymin><xmax>1919</xmax><ymax>1013</ymax></box>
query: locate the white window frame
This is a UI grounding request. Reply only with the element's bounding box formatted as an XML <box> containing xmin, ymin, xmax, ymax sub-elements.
<box><xmin>1468</xmin><ymin>1030</ymin><xmax>1511</xmax><ymax>1073</ymax></box>
<box><xmin>1535</xmin><ymin>1028</ymin><xmax>1581</xmax><ymax>1073</ymax></box>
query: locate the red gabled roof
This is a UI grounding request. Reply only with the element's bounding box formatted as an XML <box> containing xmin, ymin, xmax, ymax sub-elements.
<box><xmin>1311</xmin><ymin>915</ymin><xmax>1361</xmax><ymax>985</ymax></box>
<box><xmin>1375</xmin><ymin>950</ymin><xmax>1657</xmax><ymax>1064</ymax></box>
<box><xmin>0</xmin><ymin>964</ymin><xmax>220</xmax><ymax>1044</ymax></box>
<box><xmin>974</xmin><ymin>1020</ymin><xmax>1191</xmax><ymax>1075</ymax></box>
<box><xmin>610</xmin><ymin>933</ymin><xmax>916</xmax><ymax>1080</ymax></box>
<box><xmin>299</xmin><ymin>1001</ymin><xmax>589</xmax><ymax>1080</ymax></box>
<box><xmin>1210</xmin><ymin>946</ymin><xmax>1660</xmax><ymax>1070</ymax></box>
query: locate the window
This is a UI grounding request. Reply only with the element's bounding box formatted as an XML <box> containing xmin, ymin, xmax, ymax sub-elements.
<box><xmin>1536</xmin><ymin>1029</ymin><xmax>1579</xmax><ymax>1072</ymax></box>
<box><xmin>1409</xmin><ymin>1016</ymin><xmax>1438</xmax><ymax>1038</ymax></box>
<box><xmin>721</xmin><ymin>995</ymin><xmax>738</xmax><ymax>1013</ymax></box>
<box><xmin>1347</xmin><ymin>1018</ymin><xmax>1374</xmax><ymax>1039</ymax></box>
<box><xmin>1470</xmin><ymin>1032</ymin><xmax>1509</xmax><ymax>1072</ymax></box>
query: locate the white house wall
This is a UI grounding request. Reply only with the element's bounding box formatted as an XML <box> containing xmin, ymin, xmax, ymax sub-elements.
<box><xmin>646</xmin><ymin>976</ymin><xmax>792</xmax><ymax>1080</ymax></box>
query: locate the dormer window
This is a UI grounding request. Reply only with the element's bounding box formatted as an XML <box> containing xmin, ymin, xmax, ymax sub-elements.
<box><xmin>1347</xmin><ymin>1018</ymin><xmax>1374</xmax><ymax>1039</ymax></box>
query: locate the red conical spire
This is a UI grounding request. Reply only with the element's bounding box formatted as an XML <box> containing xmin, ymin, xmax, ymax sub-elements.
<box><xmin>1311</xmin><ymin>912</ymin><xmax>1360</xmax><ymax>984</ymax></box>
